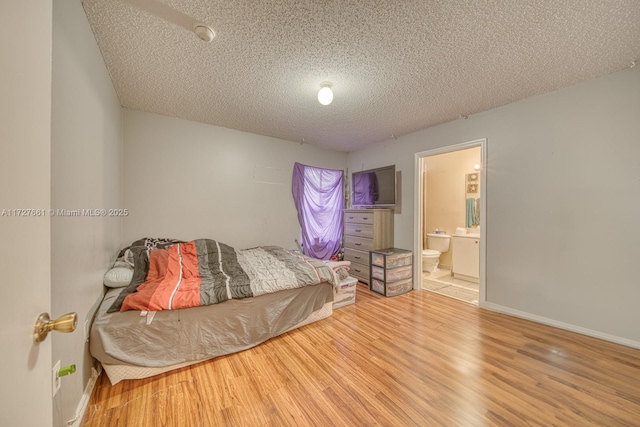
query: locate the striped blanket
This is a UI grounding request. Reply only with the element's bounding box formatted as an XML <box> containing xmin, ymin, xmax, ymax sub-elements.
<box><xmin>108</xmin><ymin>239</ymin><xmax>336</xmax><ymax>312</ymax></box>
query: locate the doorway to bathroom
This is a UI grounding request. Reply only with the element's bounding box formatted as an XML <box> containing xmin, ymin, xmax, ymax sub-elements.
<box><xmin>413</xmin><ymin>139</ymin><xmax>486</xmax><ymax>306</ymax></box>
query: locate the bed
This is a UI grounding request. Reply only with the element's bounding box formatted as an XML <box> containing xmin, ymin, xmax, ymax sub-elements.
<box><xmin>90</xmin><ymin>238</ymin><xmax>338</xmax><ymax>384</ymax></box>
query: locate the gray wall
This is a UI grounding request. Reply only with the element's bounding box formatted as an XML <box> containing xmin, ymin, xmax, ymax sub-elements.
<box><xmin>348</xmin><ymin>66</ymin><xmax>640</xmax><ymax>346</ymax></box>
<box><xmin>122</xmin><ymin>109</ymin><xmax>348</xmax><ymax>250</ymax></box>
<box><xmin>51</xmin><ymin>0</ymin><xmax>124</xmax><ymax>424</ymax></box>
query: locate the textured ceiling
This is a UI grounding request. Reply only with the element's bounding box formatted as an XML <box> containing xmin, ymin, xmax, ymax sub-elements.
<box><xmin>82</xmin><ymin>0</ymin><xmax>640</xmax><ymax>152</ymax></box>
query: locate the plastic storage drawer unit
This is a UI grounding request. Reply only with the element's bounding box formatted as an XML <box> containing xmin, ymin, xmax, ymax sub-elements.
<box><xmin>333</xmin><ymin>276</ymin><xmax>357</xmax><ymax>309</ymax></box>
<box><xmin>369</xmin><ymin>248</ymin><xmax>413</xmax><ymax>297</ymax></box>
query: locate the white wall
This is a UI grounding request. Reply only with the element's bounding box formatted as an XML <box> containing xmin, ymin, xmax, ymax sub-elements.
<box><xmin>123</xmin><ymin>109</ymin><xmax>347</xmax><ymax>250</ymax></box>
<box><xmin>349</xmin><ymin>67</ymin><xmax>640</xmax><ymax>346</ymax></box>
<box><xmin>51</xmin><ymin>0</ymin><xmax>123</xmax><ymax>425</ymax></box>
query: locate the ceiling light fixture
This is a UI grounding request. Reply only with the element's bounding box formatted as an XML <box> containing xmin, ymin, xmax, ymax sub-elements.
<box><xmin>318</xmin><ymin>82</ymin><xmax>333</xmax><ymax>105</ymax></box>
<box><xmin>193</xmin><ymin>23</ymin><xmax>215</xmax><ymax>42</ymax></box>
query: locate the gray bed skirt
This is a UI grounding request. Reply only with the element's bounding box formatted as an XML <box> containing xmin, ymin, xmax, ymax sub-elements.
<box><xmin>90</xmin><ymin>282</ymin><xmax>334</xmax><ymax>383</ymax></box>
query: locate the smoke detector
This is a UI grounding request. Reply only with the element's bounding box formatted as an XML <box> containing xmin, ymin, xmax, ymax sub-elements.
<box><xmin>193</xmin><ymin>23</ymin><xmax>215</xmax><ymax>42</ymax></box>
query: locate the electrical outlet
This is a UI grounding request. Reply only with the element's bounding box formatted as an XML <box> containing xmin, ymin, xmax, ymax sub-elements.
<box><xmin>52</xmin><ymin>360</ymin><xmax>61</xmax><ymax>397</ymax></box>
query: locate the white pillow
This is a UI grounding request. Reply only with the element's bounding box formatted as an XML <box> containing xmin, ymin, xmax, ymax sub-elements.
<box><xmin>113</xmin><ymin>260</ymin><xmax>133</xmax><ymax>268</ymax></box>
<box><xmin>103</xmin><ymin>267</ymin><xmax>133</xmax><ymax>288</ymax></box>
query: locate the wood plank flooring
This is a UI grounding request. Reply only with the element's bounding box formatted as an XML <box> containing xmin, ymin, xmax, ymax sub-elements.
<box><xmin>82</xmin><ymin>283</ymin><xmax>640</xmax><ymax>426</ymax></box>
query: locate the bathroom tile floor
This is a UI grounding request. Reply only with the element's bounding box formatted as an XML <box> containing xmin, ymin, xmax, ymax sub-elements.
<box><xmin>422</xmin><ymin>268</ymin><xmax>479</xmax><ymax>305</ymax></box>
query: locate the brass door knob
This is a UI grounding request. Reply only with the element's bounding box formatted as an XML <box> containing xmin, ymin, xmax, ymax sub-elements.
<box><xmin>33</xmin><ymin>312</ymin><xmax>78</xmax><ymax>343</ymax></box>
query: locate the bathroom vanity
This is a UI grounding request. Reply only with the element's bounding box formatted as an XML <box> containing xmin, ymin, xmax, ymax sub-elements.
<box><xmin>452</xmin><ymin>234</ymin><xmax>480</xmax><ymax>283</ymax></box>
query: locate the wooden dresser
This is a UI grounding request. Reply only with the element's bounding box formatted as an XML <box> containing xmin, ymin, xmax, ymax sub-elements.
<box><xmin>343</xmin><ymin>208</ymin><xmax>394</xmax><ymax>284</ymax></box>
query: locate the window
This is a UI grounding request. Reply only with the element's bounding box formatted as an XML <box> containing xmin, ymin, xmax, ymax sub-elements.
<box><xmin>292</xmin><ymin>162</ymin><xmax>344</xmax><ymax>259</ymax></box>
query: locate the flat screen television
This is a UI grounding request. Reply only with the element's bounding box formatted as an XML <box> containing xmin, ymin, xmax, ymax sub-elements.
<box><xmin>352</xmin><ymin>165</ymin><xmax>396</xmax><ymax>208</ymax></box>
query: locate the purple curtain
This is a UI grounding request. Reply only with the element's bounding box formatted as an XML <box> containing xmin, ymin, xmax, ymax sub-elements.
<box><xmin>292</xmin><ymin>162</ymin><xmax>344</xmax><ymax>260</ymax></box>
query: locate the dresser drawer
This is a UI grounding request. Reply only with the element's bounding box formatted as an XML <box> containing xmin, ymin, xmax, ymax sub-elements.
<box><xmin>344</xmin><ymin>211</ymin><xmax>374</xmax><ymax>225</ymax></box>
<box><xmin>355</xmin><ymin>212</ymin><xmax>374</xmax><ymax>224</ymax></box>
<box><xmin>344</xmin><ymin>222</ymin><xmax>373</xmax><ymax>239</ymax></box>
<box><xmin>349</xmin><ymin>262</ymin><xmax>369</xmax><ymax>282</ymax></box>
<box><xmin>344</xmin><ymin>235</ymin><xmax>374</xmax><ymax>252</ymax></box>
<box><xmin>344</xmin><ymin>211</ymin><xmax>359</xmax><ymax>223</ymax></box>
<box><xmin>344</xmin><ymin>248</ymin><xmax>370</xmax><ymax>266</ymax></box>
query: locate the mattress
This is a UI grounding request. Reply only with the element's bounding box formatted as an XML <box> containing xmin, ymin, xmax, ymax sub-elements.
<box><xmin>90</xmin><ymin>282</ymin><xmax>334</xmax><ymax>383</ymax></box>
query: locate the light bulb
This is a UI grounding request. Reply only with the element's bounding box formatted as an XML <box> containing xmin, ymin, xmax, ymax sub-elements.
<box><xmin>318</xmin><ymin>83</ymin><xmax>333</xmax><ymax>105</ymax></box>
<box><xmin>474</xmin><ymin>164</ymin><xmax>480</xmax><ymax>171</ymax></box>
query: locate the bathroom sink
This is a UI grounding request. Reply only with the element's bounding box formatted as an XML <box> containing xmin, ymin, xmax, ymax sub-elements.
<box><xmin>454</xmin><ymin>233</ymin><xmax>480</xmax><ymax>239</ymax></box>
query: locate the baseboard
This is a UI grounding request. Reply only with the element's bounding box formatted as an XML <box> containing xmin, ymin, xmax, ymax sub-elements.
<box><xmin>479</xmin><ymin>301</ymin><xmax>640</xmax><ymax>350</ymax></box>
<box><xmin>68</xmin><ymin>364</ymin><xmax>102</xmax><ymax>427</ymax></box>
<box><xmin>452</xmin><ymin>272</ymin><xmax>479</xmax><ymax>284</ymax></box>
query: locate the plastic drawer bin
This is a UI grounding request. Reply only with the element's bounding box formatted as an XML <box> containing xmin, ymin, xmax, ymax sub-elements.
<box><xmin>371</xmin><ymin>251</ymin><xmax>412</xmax><ymax>269</ymax></box>
<box><xmin>371</xmin><ymin>265</ymin><xmax>412</xmax><ymax>282</ymax></box>
<box><xmin>371</xmin><ymin>278</ymin><xmax>413</xmax><ymax>297</ymax></box>
<box><xmin>333</xmin><ymin>276</ymin><xmax>357</xmax><ymax>309</ymax></box>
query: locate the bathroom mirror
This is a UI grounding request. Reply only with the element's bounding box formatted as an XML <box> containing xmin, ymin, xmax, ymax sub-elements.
<box><xmin>465</xmin><ymin>172</ymin><xmax>480</xmax><ymax>227</ymax></box>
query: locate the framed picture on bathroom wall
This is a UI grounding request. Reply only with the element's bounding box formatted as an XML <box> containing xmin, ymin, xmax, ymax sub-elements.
<box><xmin>467</xmin><ymin>173</ymin><xmax>478</xmax><ymax>182</ymax></box>
<box><xmin>467</xmin><ymin>183</ymin><xmax>478</xmax><ymax>193</ymax></box>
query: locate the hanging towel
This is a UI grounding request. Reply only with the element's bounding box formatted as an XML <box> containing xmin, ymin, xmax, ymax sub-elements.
<box><xmin>466</xmin><ymin>198</ymin><xmax>475</xmax><ymax>228</ymax></box>
<box><xmin>474</xmin><ymin>198</ymin><xmax>480</xmax><ymax>225</ymax></box>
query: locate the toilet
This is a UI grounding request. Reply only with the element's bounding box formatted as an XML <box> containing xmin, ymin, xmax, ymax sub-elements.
<box><xmin>422</xmin><ymin>233</ymin><xmax>451</xmax><ymax>273</ymax></box>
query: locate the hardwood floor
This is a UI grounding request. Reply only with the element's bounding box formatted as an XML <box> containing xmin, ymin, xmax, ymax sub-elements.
<box><xmin>82</xmin><ymin>283</ymin><xmax>640</xmax><ymax>426</ymax></box>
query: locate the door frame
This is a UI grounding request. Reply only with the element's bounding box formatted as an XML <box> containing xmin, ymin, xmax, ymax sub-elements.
<box><xmin>413</xmin><ymin>138</ymin><xmax>487</xmax><ymax>306</ymax></box>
